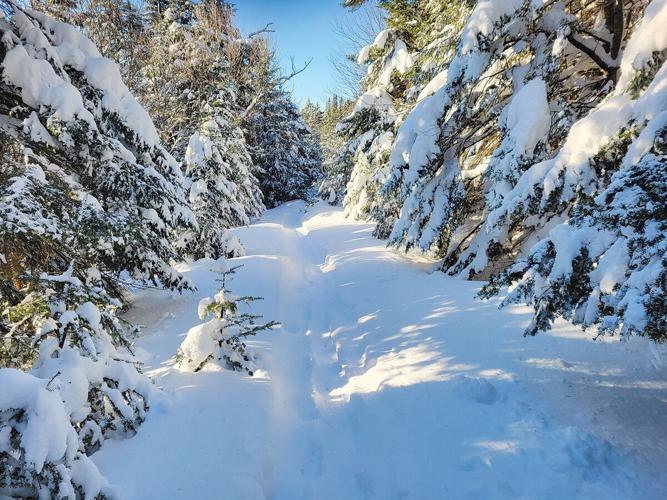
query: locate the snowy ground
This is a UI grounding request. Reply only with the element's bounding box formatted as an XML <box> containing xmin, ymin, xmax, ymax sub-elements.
<box><xmin>93</xmin><ymin>201</ymin><xmax>667</xmax><ymax>499</ymax></box>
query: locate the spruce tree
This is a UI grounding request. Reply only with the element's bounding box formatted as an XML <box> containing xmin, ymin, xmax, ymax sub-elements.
<box><xmin>178</xmin><ymin>87</ymin><xmax>264</xmax><ymax>260</ymax></box>
<box><xmin>337</xmin><ymin>17</ymin><xmax>415</xmax><ymax>221</ymax></box>
<box><xmin>246</xmin><ymin>89</ymin><xmax>323</xmax><ymax>208</ymax></box>
<box><xmin>337</xmin><ymin>0</ymin><xmax>666</xmax><ymax>340</ymax></box>
<box><xmin>177</xmin><ymin>261</ymin><xmax>278</xmax><ymax>374</ymax></box>
<box><xmin>312</xmin><ymin>96</ymin><xmax>354</xmax><ymax>205</ymax></box>
<box><xmin>0</xmin><ymin>2</ymin><xmax>190</xmax><ymax>492</ymax></box>
<box><xmin>145</xmin><ymin>0</ymin><xmax>172</xmax><ymax>24</ymax></box>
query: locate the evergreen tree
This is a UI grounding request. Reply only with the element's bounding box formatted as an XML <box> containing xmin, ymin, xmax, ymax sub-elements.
<box><xmin>337</xmin><ymin>0</ymin><xmax>666</xmax><ymax>340</ymax></box>
<box><xmin>139</xmin><ymin>2</ymin><xmax>201</xmax><ymax>158</ymax></box>
<box><xmin>480</xmin><ymin>31</ymin><xmax>667</xmax><ymax>341</ymax></box>
<box><xmin>139</xmin><ymin>0</ymin><xmax>266</xmax><ymax>257</ymax></box>
<box><xmin>1</xmin><ymin>368</ymin><xmax>118</xmax><ymax>498</ymax></box>
<box><xmin>336</xmin><ymin>13</ymin><xmax>418</xmax><ymax>220</ymax></box>
<box><xmin>177</xmin><ymin>87</ymin><xmax>264</xmax><ymax>260</ymax></box>
<box><xmin>81</xmin><ymin>0</ymin><xmax>148</xmax><ymax>90</ymax></box>
<box><xmin>246</xmin><ymin>89</ymin><xmax>323</xmax><ymax>208</ymax></box>
<box><xmin>144</xmin><ymin>0</ymin><xmax>170</xmax><ymax>23</ymax></box>
<box><xmin>308</xmin><ymin>95</ymin><xmax>354</xmax><ymax>205</ymax></box>
<box><xmin>0</xmin><ymin>2</ymin><xmax>190</xmax><ymax>492</ymax></box>
<box><xmin>301</xmin><ymin>99</ymin><xmax>324</xmax><ymax>134</ymax></box>
<box><xmin>177</xmin><ymin>261</ymin><xmax>278</xmax><ymax>374</ymax></box>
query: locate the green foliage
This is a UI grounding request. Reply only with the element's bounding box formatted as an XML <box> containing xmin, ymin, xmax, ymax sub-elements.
<box><xmin>379</xmin><ymin>0</ymin><xmax>419</xmax><ymax>44</ymax></box>
<box><xmin>246</xmin><ymin>89</ymin><xmax>323</xmax><ymax>208</ymax></box>
<box><xmin>177</xmin><ymin>264</ymin><xmax>279</xmax><ymax>374</ymax></box>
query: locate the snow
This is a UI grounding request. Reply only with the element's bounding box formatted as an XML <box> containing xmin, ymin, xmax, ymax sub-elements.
<box><xmin>23</xmin><ymin>9</ymin><xmax>161</xmax><ymax>146</ymax></box>
<box><xmin>357</xmin><ymin>29</ymin><xmax>392</xmax><ymax>64</ymax></box>
<box><xmin>357</xmin><ymin>45</ymin><xmax>372</xmax><ymax>65</ymax></box>
<box><xmin>0</xmin><ymin>368</ymin><xmax>117</xmax><ymax>498</ymax></box>
<box><xmin>417</xmin><ymin>68</ymin><xmax>448</xmax><ymax>102</ymax></box>
<box><xmin>377</xmin><ymin>39</ymin><xmax>414</xmax><ymax>88</ymax></box>
<box><xmin>617</xmin><ymin>0</ymin><xmax>667</xmax><ymax>88</ymax></box>
<box><xmin>176</xmin><ymin>319</ymin><xmax>222</xmax><ymax>371</ymax></box>
<box><xmin>501</xmin><ymin>78</ymin><xmax>550</xmax><ymax>157</ymax></box>
<box><xmin>350</xmin><ymin>88</ymin><xmax>395</xmax><ymax>116</ymax></box>
<box><xmin>389</xmin><ymin>85</ymin><xmax>450</xmax><ymax>187</ymax></box>
<box><xmin>77</xmin><ymin>302</ymin><xmax>102</xmax><ymax>334</ymax></box>
<box><xmin>461</xmin><ymin>0</ymin><xmax>523</xmax><ymax>54</ymax></box>
<box><xmin>372</xmin><ymin>29</ymin><xmax>391</xmax><ymax>51</ymax></box>
<box><xmin>0</xmin><ymin>368</ymin><xmax>75</xmax><ymax>472</ymax></box>
<box><xmin>1</xmin><ymin>44</ymin><xmax>96</xmax><ymax>127</ymax></box>
<box><xmin>92</xmin><ymin>202</ymin><xmax>667</xmax><ymax>499</ymax></box>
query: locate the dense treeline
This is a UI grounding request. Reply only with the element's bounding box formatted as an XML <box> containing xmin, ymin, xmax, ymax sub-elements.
<box><xmin>302</xmin><ymin>96</ymin><xmax>355</xmax><ymax>204</ymax></box>
<box><xmin>331</xmin><ymin>0</ymin><xmax>666</xmax><ymax>342</ymax></box>
<box><xmin>0</xmin><ymin>0</ymin><xmax>318</xmax><ymax>495</ymax></box>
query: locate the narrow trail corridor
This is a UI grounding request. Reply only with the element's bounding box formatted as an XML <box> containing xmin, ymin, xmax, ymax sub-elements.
<box><xmin>93</xmin><ymin>202</ymin><xmax>667</xmax><ymax>500</ymax></box>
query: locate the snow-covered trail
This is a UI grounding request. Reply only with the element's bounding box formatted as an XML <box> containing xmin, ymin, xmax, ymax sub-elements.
<box><xmin>94</xmin><ymin>201</ymin><xmax>667</xmax><ymax>499</ymax></box>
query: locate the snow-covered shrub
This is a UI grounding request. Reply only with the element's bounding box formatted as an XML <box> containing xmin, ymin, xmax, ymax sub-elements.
<box><xmin>177</xmin><ymin>261</ymin><xmax>278</xmax><ymax>374</ymax></box>
<box><xmin>0</xmin><ymin>368</ymin><xmax>118</xmax><ymax>499</ymax></box>
<box><xmin>3</xmin><ymin>269</ymin><xmax>152</xmax><ymax>453</ymax></box>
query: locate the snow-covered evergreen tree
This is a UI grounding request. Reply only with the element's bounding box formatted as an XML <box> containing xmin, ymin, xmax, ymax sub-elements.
<box><xmin>1</xmin><ymin>368</ymin><xmax>119</xmax><ymax>499</ymax></box>
<box><xmin>177</xmin><ymin>260</ymin><xmax>278</xmax><ymax>374</ymax></box>
<box><xmin>301</xmin><ymin>99</ymin><xmax>324</xmax><ymax>134</ymax></box>
<box><xmin>145</xmin><ymin>0</ymin><xmax>171</xmax><ymax>24</ymax></box>
<box><xmin>246</xmin><ymin>89</ymin><xmax>323</xmax><ymax>208</ymax></box>
<box><xmin>178</xmin><ymin>88</ymin><xmax>264</xmax><ymax>260</ymax></box>
<box><xmin>480</xmin><ymin>3</ymin><xmax>667</xmax><ymax>341</ymax></box>
<box><xmin>0</xmin><ymin>1</ymin><xmax>191</xmax><ymax>491</ymax></box>
<box><xmin>3</xmin><ymin>269</ymin><xmax>152</xmax><ymax>451</ymax></box>
<box><xmin>338</xmin><ymin>24</ymin><xmax>411</xmax><ymax>222</ymax></box>
<box><xmin>337</xmin><ymin>0</ymin><xmax>666</xmax><ymax>340</ymax></box>
<box><xmin>0</xmin><ymin>2</ymin><xmax>193</xmax><ymax>291</ymax></box>
<box><xmin>314</xmin><ymin>96</ymin><xmax>354</xmax><ymax>205</ymax></box>
<box><xmin>139</xmin><ymin>1</ymin><xmax>200</xmax><ymax>159</ymax></box>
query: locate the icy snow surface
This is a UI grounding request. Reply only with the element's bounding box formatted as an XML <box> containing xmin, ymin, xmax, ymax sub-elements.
<box><xmin>93</xmin><ymin>202</ymin><xmax>667</xmax><ymax>499</ymax></box>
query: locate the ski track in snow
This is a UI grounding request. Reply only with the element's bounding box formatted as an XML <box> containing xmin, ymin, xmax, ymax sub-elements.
<box><xmin>93</xmin><ymin>201</ymin><xmax>667</xmax><ymax>500</ymax></box>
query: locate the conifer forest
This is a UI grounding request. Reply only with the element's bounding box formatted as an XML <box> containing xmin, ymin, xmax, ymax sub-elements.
<box><xmin>0</xmin><ymin>0</ymin><xmax>666</xmax><ymax>498</ymax></box>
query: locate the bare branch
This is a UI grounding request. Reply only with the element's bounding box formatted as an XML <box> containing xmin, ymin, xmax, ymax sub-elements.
<box><xmin>277</xmin><ymin>57</ymin><xmax>313</xmax><ymax>85</ymax></box>
<box><xmin>567</xmin><ymin>34</ymin><xmax>611</xmax><ymax>73</ymax></box>
<box><xmin>246</xmin><ymin>22</ymin><xmax>275</xmax><ymax>39</ymax></box>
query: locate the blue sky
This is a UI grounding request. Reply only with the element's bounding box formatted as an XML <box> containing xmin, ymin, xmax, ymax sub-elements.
<box><xmin>233</xmin><ymin>0</ymin><xmax>356</xmax><ymax>106</ymax></box>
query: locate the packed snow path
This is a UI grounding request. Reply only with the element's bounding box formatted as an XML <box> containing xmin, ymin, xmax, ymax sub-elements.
<box><xmin>94</xmin><ymin>202</ymin><xmax>667</xmax><ymax>499</ymax></box>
